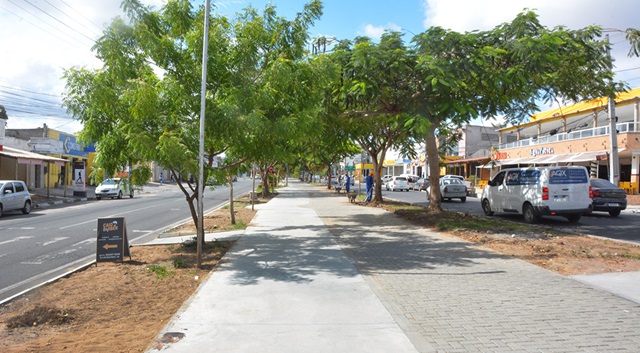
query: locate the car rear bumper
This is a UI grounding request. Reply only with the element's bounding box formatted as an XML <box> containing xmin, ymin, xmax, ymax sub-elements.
<box><xmin>533</xmin><ymin>206</ymin><xmax>590</xmax><ymax>215</ymax></box>
<box><xmin>592</xmin><ymin>201</ymin><xmax>627</xmax><ymax>211</ymax></box>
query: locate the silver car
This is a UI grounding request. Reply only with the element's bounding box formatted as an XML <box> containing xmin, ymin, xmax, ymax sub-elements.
<box><xmin>427</xmin><ymin>177</ymin><xmax>467</xmax><ymax>202</ymax></box>
<box><xmin>0</xmin><ymin>180</ymin><xmax>32</xmax><ymax>217</ymax></box>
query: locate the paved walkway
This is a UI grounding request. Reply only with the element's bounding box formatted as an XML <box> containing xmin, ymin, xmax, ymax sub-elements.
<box><xmin>149</xmin><ymin>181</ymin><xmax>640</xmax><ymax>352</ymax></box>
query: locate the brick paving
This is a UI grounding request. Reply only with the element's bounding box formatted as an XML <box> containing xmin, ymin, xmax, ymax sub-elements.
<box><xmin>308</xmin><ymin>186</ymin><xmax>640</xmax><ymax>353</ymax></box>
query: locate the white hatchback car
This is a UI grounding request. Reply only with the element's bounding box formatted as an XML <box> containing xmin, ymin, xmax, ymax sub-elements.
<box><xmin>95</xmin><ymin>178</ymin><xmax>134</xmax><ymax>200</ymax></box>
<box><xmin>0</xmin><ymin>180</ymin><xmax>32</xmax><ymax>217</ymax></box>
<box><xmin>385</xmin><ymin>176</ymin><xmax>410</xmax><ymax>192</ymax></box>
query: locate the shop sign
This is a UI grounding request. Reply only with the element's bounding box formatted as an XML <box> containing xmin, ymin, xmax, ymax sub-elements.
<box><xmin>530</xmin><ymin>147</ymin><xmax>555</xmax><ymax>157</ymax></box>
<box><xmin>492</xmin><ymin>150</ymin><xmax>508</xmax><ymax>160</ymax></box>
<box><xmin>59</xmin><ymin>134</ymin><xmax>88</xmax><ymax>157</ymax></box>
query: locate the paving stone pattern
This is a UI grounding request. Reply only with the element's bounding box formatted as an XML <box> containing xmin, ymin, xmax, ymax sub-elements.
<box><xmin>309</xmin><ymin>188</ymin><xmax>640</xmax><ymax>353</ymax></box>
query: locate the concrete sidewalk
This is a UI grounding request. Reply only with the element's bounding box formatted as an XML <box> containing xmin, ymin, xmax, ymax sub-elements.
<box><xmin>148</xmin><ymin>183</ymin><xmax>418</xmax><ymax>353</ymax></box>
<box><xmin>148</xmin><ymin>181</ymin><xmax>640</xmax><ymax>353</ymax></box>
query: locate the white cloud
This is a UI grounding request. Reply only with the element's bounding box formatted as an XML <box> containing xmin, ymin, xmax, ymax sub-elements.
<box><xmin>0</xmin><ymin>0</ymin><xmax>166</xmax><ymax>133</ymax></box>
<box><xmin>363</xmin><ymin>23</ymin><xmax>402</xmax><ymax>39</ymax></box>
<box><xmin>421</xmin><ymin>0</ymin><xmax>640</xmax><ymax>84</ymax></box>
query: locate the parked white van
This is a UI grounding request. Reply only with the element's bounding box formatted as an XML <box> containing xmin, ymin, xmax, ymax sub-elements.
<box><xmin>481</xmin><ymin>166</ymin><xmax>591</xmax><ymax>224</ymax></box>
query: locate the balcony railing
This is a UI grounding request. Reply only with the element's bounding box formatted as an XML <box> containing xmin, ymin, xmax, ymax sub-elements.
<box><xmin>499</xmin><ymin>122</ymin><xmax>640</xmax><ymax>149</ymax></box>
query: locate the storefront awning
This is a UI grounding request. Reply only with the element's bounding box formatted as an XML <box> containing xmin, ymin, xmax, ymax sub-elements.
<box><xmin>490</xmin><ymin>150</ymin><xmax>617</xmax><ymax>167</ymax></box>
<box><xmin>444</xmin><ymin>156</ymin><xmax>490</xmax><ymax>165</ymax></box>
<box><xmin>0</xmin><ymin>146</ymin><xmax>67</xmax><ymax>166</ymax></box>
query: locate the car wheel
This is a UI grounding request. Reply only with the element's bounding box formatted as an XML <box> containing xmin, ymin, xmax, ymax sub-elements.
<box><xmin>523</xmin><ymin>203</ymin><xmax>539</xmax><ymax>224</ymax></box>
<box><xmin>129</xmin><ymin>190</ymin><xmax>134</xmax><ymax>198</ymax></box>
<box><xmin>22</xmin><ymin>201</ymin><xmax>31</xmax><ymax>214</ymax></box>
<box><xmin>96</xmin><ymin>196</ymin><xmax>101</xmax><ymax>200</ymax></box>
<box><xmin>460</xmin><ymin>197</ymin><xmax>466</xmax><ymax>203</ymax></box>
<box><xmin>482</xmin><ymin>199</ymin><xmax>494</xmax><ymax>216</ymax></box>
<box><xmin>118</xmin><ymin>191</ymin><xmax>123</xmax><ymax>199</ymax></box>
<box><xmin>585</xmin><ymin>205</ymin><xmax>593</xmax><ymax>215</ymax></box>
<box><xmin>566</xmin><ymin>214</ymin><xmax>581</xmax><ymax>223</ymax></box>
<box><xmin>608</xmin><ymin>209</ymin><xmax>621</xmax><ymax>217</ymax></box>
<box><xmin>0</xmin><ymin>205</ymin><xmax>3</xmax><ymax>218</ymax></box>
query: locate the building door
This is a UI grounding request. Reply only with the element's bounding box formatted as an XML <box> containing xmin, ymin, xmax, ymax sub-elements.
<box><xmin>35</xmin><ymin>165</ymin><xmax>42</xmax><ymax>188</ymax></box>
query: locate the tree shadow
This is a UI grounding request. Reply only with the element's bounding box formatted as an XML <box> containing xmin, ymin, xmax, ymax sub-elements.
<box><xmin>222</xmin><ymin>186</ymin><xmax>509</xmax><ymax>286</ymax></box>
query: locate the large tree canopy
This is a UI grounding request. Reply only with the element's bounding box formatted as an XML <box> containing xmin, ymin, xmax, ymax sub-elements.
<box><xmin>63</xmin><ymin>0</ymin><xmax>324</xmax><ymax>224</ymax></box>
<box><xmin>327</xmin><ymin>10</ymin><xmax>626</xmax><ymax>209</ymax></box>
<box><xmin>328</xmin><ymin>32</ymin><xmax>420</xmax><ymax>202</ymax></box>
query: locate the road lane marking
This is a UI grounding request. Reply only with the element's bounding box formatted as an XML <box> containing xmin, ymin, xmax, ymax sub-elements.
<box><xmin>0</xmin><ymin>236</ymin><xmax>33</xmax><ymax>246</ymax></box>
<box><xmin>58</xmin><ymin>204</ymin><xmax>161</xmax><ymax>230</ymax></box>
<box><xmin>72</xmin><ymin>239</ymin><xmax>96</xmax><ymax>247</ymax></box>
<box><xmin>42</xmin><ymin>237</ymin><xmax>69</xmax><ymax>246</ymax></box>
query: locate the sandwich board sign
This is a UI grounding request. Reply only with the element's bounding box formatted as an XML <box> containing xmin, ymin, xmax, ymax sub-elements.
<box><xmin>96</xmin><ymin>217</ymin><xmax>131</xmax><ymax>262</ymax></box>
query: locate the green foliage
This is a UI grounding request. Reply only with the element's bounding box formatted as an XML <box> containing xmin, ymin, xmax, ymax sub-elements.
<box><xmin>63</xmin><ymin>0</ymin><xmax>325</xmax><ymax>242</ymax></box>
<box><xmin>130</xmin><ymin>165</ymin><xmax>151</xmax><ymax>187</ymax></box>
<box><xmin>147</xmin><ymin>264</ymin><xmax>174</xmax><ymax>279</ymax></box>
<box><xmin>173</xmin><ymin>256</ymin><xmax>189</xmax><ymax>269</ymax></box>
<box><xmin>228</xmin><ymin>220</ymin><xmax>247</xmax><ymax>231</ymax></box>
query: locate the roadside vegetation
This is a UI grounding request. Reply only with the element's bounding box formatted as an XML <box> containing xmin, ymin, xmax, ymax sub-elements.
<box><xmin>369</xmin><ymin>198</ymin><xmax>640</xmax><ymax>276</ymax></box>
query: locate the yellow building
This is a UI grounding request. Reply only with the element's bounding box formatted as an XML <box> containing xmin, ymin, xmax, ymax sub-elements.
<box><xmin>5</xmin><ymin>125</ymin><xmax>95</xmax><ymax>194</ymax></box>
<box><xmin>491</xmin><ymin>87</ymin><xmax>640</xmax><ymax>194</ymax></box>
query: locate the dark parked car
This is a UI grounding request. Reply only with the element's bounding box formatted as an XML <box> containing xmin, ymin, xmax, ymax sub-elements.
<box><xmin>412</xmin><ymin>178</ymin><xmax>430</xmax><ymax>191</ymax></box>
<box><xmin>588</xmin><ymin>178</ymin><xmax>627</xmax><ymax>217</ymax></box>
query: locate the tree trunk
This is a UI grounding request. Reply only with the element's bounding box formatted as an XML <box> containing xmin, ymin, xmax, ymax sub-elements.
<box><xmin>372</xmin><ymin>158</ymin><xmax>383</xmax><ymax>202</ymax></box>
<box><xmin>228</xmin><ymin>174</ymin><xmax>236</xmax><ymax>225</ymax></box>
<box><xmin>373</xmin><ymin>149</ymin><xmax>387</xmax><ymax>203</ymax></box>
<box><xmin>425</xmin><ymin>122</ymin><xmax>443</xmax><ymax>212</ymax></box>
<box><xmin>326</xmin><ymin>165</ymin><xmax>332</xmax><ymax>189</ymax></box>
<box><xmin>261</xmin><ymin>167</ymin><xmax>270</xmax><ymax>198</ymax></box>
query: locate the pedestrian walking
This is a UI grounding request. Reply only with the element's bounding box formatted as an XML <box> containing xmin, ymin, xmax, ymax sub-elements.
<box><xmin>365</xmin><ymin>171</ymin><xmax>374</xmax><ymax>202</ymax></box>
<box><xmin>345</xmin><ymin>173</ymin><xmax>351</xmax><ymax>193</ymax></box>
<box><xmin>160</xmin><ymin>174</ymin><xmax>163</xmax><ymax>186</ymax></box>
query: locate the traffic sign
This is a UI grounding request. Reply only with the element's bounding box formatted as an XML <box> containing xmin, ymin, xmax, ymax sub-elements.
<box><xmin>345</xmin><ymin>165</ymin><xmax>355</xmax><ymax>172</ymax></box>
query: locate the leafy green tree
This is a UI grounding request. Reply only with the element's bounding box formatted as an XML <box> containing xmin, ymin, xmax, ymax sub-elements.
<box><xmin>63</xmin><ymin>0</ymin><xmax>323</xmax><ymax>226</ymax></box>
<box><xmin>328</xmin><ymin>33</ymin><xmax>420</xmax><ymax>202</ymax></box>
<box><xmin>411</xmin><ymin>10</ymin><xmax>625</xmax><ymax>211</ymax></box>
<box><xmin>328</xmin><ymin>11</ymin><xmax>629</xmax><ymax>210</ymax></box>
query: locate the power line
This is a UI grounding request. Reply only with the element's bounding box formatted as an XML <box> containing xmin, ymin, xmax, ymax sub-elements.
<box><xmin>0</xmin><ymin>3</ymin><xmax>86</xmax><ymax>49</ymax></box>
<box><xmin>42</xmin><ymin>0</ymin><xmax>101</xmax><ymax>38</ymax></box>
<box><xmin>57</xmin><ymin>0</ymin><xmax>104</xmax><ymax>33</ymax></box>
<box><xmin>21</xmin><ymin>0</ymin><xmax>96</xmax><ymax>43</ymax></box>
<box><xmin>0</xmin><ymin>84</ymin><xmax>62</xmax><ymax>98</ymax></box>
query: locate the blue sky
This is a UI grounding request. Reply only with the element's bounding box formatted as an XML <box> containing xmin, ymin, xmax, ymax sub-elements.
<box><xmin>1</xmin><ymin>0</ymin><xmax>639</xmax><ymax>133</ymax></box>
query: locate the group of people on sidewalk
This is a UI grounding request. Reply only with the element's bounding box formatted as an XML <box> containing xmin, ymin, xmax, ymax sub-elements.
<box><xmin>340</xmin><ymin>171</ymin><xmax>375</xmax><ymax>202</ymax></box>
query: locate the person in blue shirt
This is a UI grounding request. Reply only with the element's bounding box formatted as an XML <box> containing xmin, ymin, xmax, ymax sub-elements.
<box><xmin>365</xmin><ymin>171</ymin><xmax>374</xmax><ymax>202</ymax></box>
<box><xmin>345</xmin><ymin>173</ymin><xmax>351</xmax><ymax>193</ymax></box>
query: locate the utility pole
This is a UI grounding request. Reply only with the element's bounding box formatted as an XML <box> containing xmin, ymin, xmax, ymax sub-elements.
<box><xmin>197</xmin><ymin>0</ymin><xmax>211</xmax><ymax>268</ymax></box>
<box><xmin>606</xmin><ymin>34</ymin><xmax>620</xmax><ymax>185</ymax></box>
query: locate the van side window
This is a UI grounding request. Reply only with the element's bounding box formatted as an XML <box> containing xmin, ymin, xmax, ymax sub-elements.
<box><xmin>492</xmin><ymin>171</ymin><xmax>506</xmax><ymax>186</ymax></box>
<box><xmin>506</xmin><ymin>170</ymin><xmax>540</xmax><ymax>185</ymax></box>
<box><xmin>549</xmin><ymin>168</ymin><xmax>588</xmax><ymax>184</ymax></box>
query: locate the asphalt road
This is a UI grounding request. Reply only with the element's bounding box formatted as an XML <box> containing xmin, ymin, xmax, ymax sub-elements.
<box><xmin>381</xmin><ymin>187</ymin><xmax>640</xmax><ymax>244</ymax></box>
<box><xmin>0</xmin><ymin>179</ymin><xmax>254</xmax><ymax>304</ymax></box>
